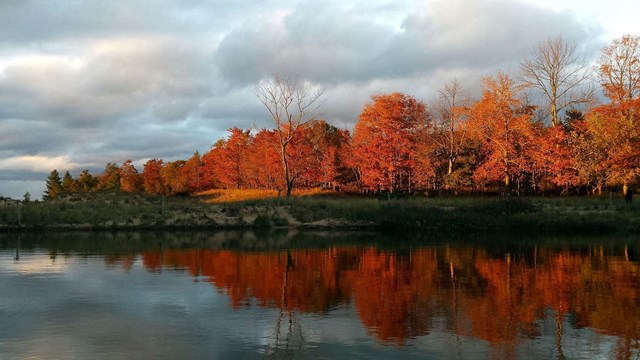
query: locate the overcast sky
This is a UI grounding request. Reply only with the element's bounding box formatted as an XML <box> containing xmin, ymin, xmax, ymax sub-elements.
<box><xmin>1</xmin><ymin>0</ymin><xmax>639</xmax><ymax>198</ymax></box>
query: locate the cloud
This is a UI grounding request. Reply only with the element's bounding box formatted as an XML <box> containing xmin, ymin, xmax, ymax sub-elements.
<box><xmin>0</xmin><ymin>36</ymin><xmax>214</xmax><ymax>126</ymax></box>
<box><xmin>215</xmin><ymin>0</ymin><xmax>599</xmax><ymax>88</ymax></box>
<box><xmin>0</xmin><ymin>1</ymin><xmax>248</xmax><ymax>46</ymax></box>
<box><xmin>0</xmin><ymin>155</ymin><xmax>79</xmax><ymax>173</ymax></box>
<box><xmin>0</xmin><ymin>0</ymin><xmax>613</xmax><ymax>198</ymax></box>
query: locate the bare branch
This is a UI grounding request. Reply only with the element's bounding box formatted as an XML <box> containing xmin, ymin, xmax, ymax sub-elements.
<box><xmin>597</xmin><ymin>34</ymin><xmax>640</xmax><ymax>107</ymax></box>
<box><xmin>428</xmin><ymin>79</ymin><xmax>471</xmax><ymax>175</ymax></box>
<box><xmin>254</xmin><ymin>73</ymin><xmax>325</xmax><ymax>196</ymax></box>
<box><xmin>519</xmin><ymin>35</ymin><xmax>595</xmax><ymax>126</ymax></box>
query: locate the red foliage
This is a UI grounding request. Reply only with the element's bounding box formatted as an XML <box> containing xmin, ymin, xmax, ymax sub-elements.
<box><xmin>352</xmin><ymin>93</ymin><xmax>428</xmax><ymax>193</ymax></box>
<box><xmin>119</xmin><ymin>160</ymin><xmax>143</xmax><ymax>193</ymax></box>
<box><xmin>142</xmin><ymin>159</ymin><xmax>165</xmax><ymax>195</ymax></box>
<box><xmin>468</xmin><ymin>74</ymin><xmax>538</xmax><ymax>191</ymax></box>
<box><xmin>210</xmin><ymin>128</ymin><xmax>252</xmax><ymax>189</ymax></box>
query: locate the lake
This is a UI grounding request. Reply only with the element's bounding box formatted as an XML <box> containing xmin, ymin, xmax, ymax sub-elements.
<box><xmin>1</xmin><ymin>231</ymin><xmax>639</xmax><ymax>359</ymax></box>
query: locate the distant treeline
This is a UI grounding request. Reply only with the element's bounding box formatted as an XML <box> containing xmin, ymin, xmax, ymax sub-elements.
<box><xmin>44</xmin><ymin>35</ymin><xmax>640</xmax><ymax>199</ymax></box>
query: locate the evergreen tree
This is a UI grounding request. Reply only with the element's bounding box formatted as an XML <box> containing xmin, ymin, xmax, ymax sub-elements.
<box><xmin>62</xmin><ymin>171</ymin><xmax>75</xmax><ymax>193</ymax></box>
<box><xmin>76</xmin><ymin>170</ymin><xmax>98</xmax><ymax>192</ymax></box>
<box><xmin>44</xmin><ymin>169</ymin><xmax>63</xmax><ymax>200</ymax></box>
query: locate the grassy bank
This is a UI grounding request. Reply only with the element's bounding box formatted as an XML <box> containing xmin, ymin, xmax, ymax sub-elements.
<box><xmin>0</xmin><ymin>191</ymin><xmax>638</xmax><ymax>235</ymax></box>
<box><xmin>238</xmin><ymin>195</ymin><xmax>640</xmax><ymax>235</ymax></box>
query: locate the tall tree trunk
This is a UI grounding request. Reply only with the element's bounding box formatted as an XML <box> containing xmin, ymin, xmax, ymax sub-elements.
<box><xmin>286</xmin><ymin>180</ymin><xmax>294</xmax><ymax>197</ymax></box>
<box><xmin>504</xmin><ymin>146</ymin><xmax>511</xmax><ymax>190</ymax></box>
<box><xmin>551</xmin><ymin>97</ymin><xmax>559</xmax><ymax>126</ymax></box>
<box><xmin>281</xmin><ymin>144</ymin><xmax>293</xmax><ymax>198</ymax></box>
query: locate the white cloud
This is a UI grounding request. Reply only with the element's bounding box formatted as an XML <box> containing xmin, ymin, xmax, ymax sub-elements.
<box><xmin>0</xmin><ymin>155</ymin><xmax>79</xmax><ymax>173</ymax></box>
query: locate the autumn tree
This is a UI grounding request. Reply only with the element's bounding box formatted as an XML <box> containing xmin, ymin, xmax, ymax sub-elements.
<box><xmin>75</xmin><ymin>170</ymin><xmax>98</xmax><ymax>192</ymax></box>
<box><xmin>142</xmin><ymin>159</ymin><xmax>165</xmax><ymax>195</ymax></box>
<box><xmin>520</xmin><ymin>35</ymin><xmax>594</xmax><ymax>127</ymax></box>
<box><xmin>246</xmin><ymin>129</ymin><xmax>282</xmax><ymax>189</ymax></box>
<box><xmin>595</xmin><ymin>36</ymin><xmax>640</xmax><ymax>192</ymax></box>
<box><xmin>162</xmin><ymin>160</ymin><xmax>188</xmax><ymax>195</ymax></box>
<box><xmin>533</xmin><ymin>125</ymin><xmax>581</xmax><ymax>194</ymax></box>
<box><xmin>285</xmin><ymin>124</ymin><xmax>318</xmax><ymax>188</ymax></box>
<box><xmin>44</xmin><ymin>169</ymin><xmax>63</xmax><ymax>200</ymax></box>
<box><xmin>412</xmin><ymin>127</ymin><xmax>442</xmax><ymax>193</ymax></box>
<box><xmin>270</xmin><ymin>120</ymin><xmax>344</xmax><ymax>190</ymax></box>
<box><xmin>182</xmin><ymin>151</ymin><xmax>204</xmax><ymax>193</ymax></box>
<box><xmin>211</xmin><ymin>128</ymin><xmax>252</xmax><ymax>189</ymax></box>
<box><xmin>61</xmin><ymin>171</ymin><xmax>75</xmax><ymax>193</ymax></box>
<box><xmin>352</xmin><ymin>93</ymin><xmax>428</xmax><ymax>193</ymax></box>
<box><xmin>201</xmin><ymin>149</ymin><xmax>219</xmax><ymax>190</ymax></box>
<box><xmin>583</xmin><ymin>103</ymin><xmax>640</xmax><ymax>193</ymax></box>
<box><xmin>255</xmin><ymin>74</ymin><xmax>324</xmax><ymax>197</ymax></box>
<box><xmin>305</xmin><ymin>120</ymin><xmax>352</xmax><ymax>189</ymax></box>
<box><xmin>469</xmin><ymin>73</ymin><xmax>538</xmax><ymax>192</ymax></box>
<box><xmin>431</xmin><ymin>79</ymin><xmax>469</xmax><ymax>175</ymax></box>
<box><xmin>597</xmin><ymin>35</ymin><xmax>640</xmax><ymax>107</ymax></box>
<box><xmin>565</xmin><ymin>120</ymin><xmax>609</xmax><ymax>194</ymax></box>
<box><xmin>119</xmin><ymin>160</ymin><xmax>142</xmax><ymax>193</ymax></box>
<box><xmin>96</xmin><ymin>163</ymin><xmax>121</xmax><ymax>191</ymax></box>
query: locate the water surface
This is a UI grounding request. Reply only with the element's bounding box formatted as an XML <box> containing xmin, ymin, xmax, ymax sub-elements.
<box><xmin>1</xmin><ymin>231</ymin><xmax>639</xmax><ymax>359</ymax></box>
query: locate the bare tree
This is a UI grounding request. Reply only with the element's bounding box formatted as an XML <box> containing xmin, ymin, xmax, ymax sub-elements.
<box><xmin>430</xmin><ymin>79</ymin><xmax>469</xmax><ymax>176</ymax></box>
<box><xmin>255</xmin><ymin>74</ymin><xmax>324</xmax><ymax>197</ymax></box>
<box><xmin>597</xmin><ymin>34</ymin><xmax>640</xmax><ymax>106</ymax></box>
<box><xmin>520</xmin><ymin>35</ymin><xmax>595</xmax><ymax>127</ymax></box>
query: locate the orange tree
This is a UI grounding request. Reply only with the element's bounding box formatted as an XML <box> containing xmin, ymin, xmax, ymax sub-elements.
<box><xmin>468</xmin><ymin>73</ymin><xmax>539</xmax><ymax>193</ymax></box>
<box><xmin>352</xmin><ymin>92</ymin><xmax>428</xmax><ymax>193</ymax></box>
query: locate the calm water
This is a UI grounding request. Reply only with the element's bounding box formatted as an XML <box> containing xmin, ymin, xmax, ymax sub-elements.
<box><xmin>1</xmin><ymin>231</ymin><xmax>639</xmax><ymax>359</ymax></box>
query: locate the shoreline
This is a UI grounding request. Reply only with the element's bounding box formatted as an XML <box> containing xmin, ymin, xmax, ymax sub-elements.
<box><xmin>1</xmin><ymin>192</ymin><xmax>638</xmax><ymax>235</ymax></box>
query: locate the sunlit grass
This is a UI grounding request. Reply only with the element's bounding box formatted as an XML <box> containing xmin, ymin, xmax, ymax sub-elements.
<box><xmin>197</xmin><ymin>188</ymin><xmax>336</xmax><ymax>203</ymax></box>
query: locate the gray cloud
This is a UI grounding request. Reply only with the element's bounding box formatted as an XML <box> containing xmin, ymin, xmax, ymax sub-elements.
<box><xmin>0</xmin><ymin>0</ymin><xmax>607</xmax><ymax>197</ymax></box>
<box><xmin>215</xmin><ymin>0</ymin><xmax>599</xmax><ymax>87</ymax></box>
<box><xmin>0</xmin><ymin>37</ymin><xmax>214</xmax><ymax>126</ymax></box>
<box><xmin>0</xmin><ymin>1</ymin><xmax>265</xmax><ymax>46</ymax></box>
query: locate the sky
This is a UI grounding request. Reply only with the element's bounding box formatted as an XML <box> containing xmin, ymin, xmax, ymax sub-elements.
<box><xmin>1</xmin><ymin>0</ymin><xmax>639</xmax><ymax>199</ymax></box>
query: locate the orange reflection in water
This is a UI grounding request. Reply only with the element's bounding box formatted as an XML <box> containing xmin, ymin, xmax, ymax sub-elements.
<box><xmin>142</xmin><ymin>248</ymin><xmax>360</xmax><ymax>312</ymax></box>
<box><xmin>111</xmin><ymin>245</ymin><xmax>640</xmax><ymax>356</ymax></box>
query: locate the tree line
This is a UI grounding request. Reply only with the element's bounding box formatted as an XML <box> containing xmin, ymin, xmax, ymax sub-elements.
<box><xmin>45</xmin><ymin>34</ymin><xmax>640</xmax><ymax>199</ymax></box>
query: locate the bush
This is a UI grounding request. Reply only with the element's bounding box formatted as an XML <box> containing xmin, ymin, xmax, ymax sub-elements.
<box><xmin>253</xmin><ymin>214</ymin><xmax>272</xmax><ymax>229</ymax></box>
<box><xmin>272</xmin><ymin>216</ymin><xmax>289</xmax><ymax>227</ymax></box>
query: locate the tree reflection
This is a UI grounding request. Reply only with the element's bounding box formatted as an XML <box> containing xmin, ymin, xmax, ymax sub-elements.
<box><xmin>266</xmin><ymin>250</ymin><xmax>305</xmax><ymax>357</ymax></box>
<box><xmin>107</xmin><ymin>243</ymin><xmax>640</xmax><ymax>358</ymax></box>
<box><xmin>15</xmin><ymin>235</ymin><xmax>21</xmax><ymax>261</ymax></box>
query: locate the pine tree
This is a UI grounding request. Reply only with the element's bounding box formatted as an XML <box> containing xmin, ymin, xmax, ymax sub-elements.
<box><xmin>76</xmin><ymin>170</ymin><xmax>97</xmax><ymax>192</ymax></box>
<box><xmin>62</xmin><ymin>171</ymin><xmax>75</xmax><ymax>193</ymax></box>
<box><xmin>44</xmin><ymin>169</ymin><xmax>63</xmax><ymax>200</ymax></box>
